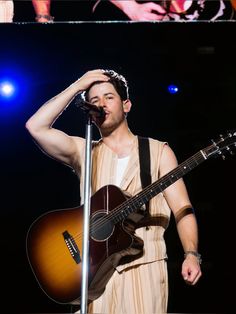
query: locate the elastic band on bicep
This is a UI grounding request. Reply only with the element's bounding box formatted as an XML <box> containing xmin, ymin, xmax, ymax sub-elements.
<box><xmin>174</xmin><ymin>205</ymin><xmax>195</xmax><ymax>224</ymax></box>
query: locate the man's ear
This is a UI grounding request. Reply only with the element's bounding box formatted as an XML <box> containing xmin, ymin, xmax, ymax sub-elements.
<box><xmin>123</xmin><ymin>99</ymin><xmax>132</xmax><ymax>113</ymax></box>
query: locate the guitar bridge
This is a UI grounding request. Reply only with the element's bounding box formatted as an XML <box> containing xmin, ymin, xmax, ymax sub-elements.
<box><xmin>63</xmin><ymin>230</ymin><xmax>81</xmax><ymax>264</ymax></box>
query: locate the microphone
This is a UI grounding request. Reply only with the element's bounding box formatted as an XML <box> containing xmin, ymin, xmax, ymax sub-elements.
<box><xmin>75</xmin><ymin>97</ymin><xmax>105</xmax><ymax>118</ymax></box>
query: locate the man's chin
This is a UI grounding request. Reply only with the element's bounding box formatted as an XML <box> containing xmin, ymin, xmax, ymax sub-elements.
<box><xmin>99</xmin><ymin>122</ymin><xmax>116</xmax><ymax>136</ymax></box>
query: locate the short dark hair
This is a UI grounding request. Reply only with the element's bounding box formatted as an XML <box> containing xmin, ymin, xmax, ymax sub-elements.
<box><xmin>82</xmin><ymin>69</ymin><xmax>129</xmax><ymax>101</ymax></box>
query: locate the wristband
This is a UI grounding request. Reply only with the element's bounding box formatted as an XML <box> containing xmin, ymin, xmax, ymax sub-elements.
<box><xmin>35</xmin><ymin>15</ymin><xmax>54</xmax><ymax>23</ymax></box>
<box><xmin>184</xmin><ymin>251</ymin><xmax>202</xmax><ymax>264</ymax></box>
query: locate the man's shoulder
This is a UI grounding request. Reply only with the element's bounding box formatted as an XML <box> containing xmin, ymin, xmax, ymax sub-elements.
<box><xmin>138</xmin><ymin>135</ymin><xmax>167</xmax><ymax>146</ymax></box>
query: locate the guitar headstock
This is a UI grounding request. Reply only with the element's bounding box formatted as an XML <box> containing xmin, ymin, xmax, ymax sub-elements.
<box><xmin>203</xmin><ymin>130</ymin><xmax>236</xmax><ymax>160</ymax></box>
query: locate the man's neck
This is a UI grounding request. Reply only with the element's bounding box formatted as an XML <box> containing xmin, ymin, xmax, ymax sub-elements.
<box><xmin>101</xmin><ymin>123</ymin><xmax>136</xmax><ymax>158</ymax></box>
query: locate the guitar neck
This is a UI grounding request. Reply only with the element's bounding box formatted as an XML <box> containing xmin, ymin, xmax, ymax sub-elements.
<box><xmin>110</xmin><ymin>149</ymin><xmax>207</xmax><ymax>224</ymax></box>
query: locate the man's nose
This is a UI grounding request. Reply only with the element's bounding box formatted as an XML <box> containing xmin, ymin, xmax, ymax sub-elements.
<box><xmin>99</xmin><ymin>98</ymin><xmax>106</xmax><ymax>107</ymax></box>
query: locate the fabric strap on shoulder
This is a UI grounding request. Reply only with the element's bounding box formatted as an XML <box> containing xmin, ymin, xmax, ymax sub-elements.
<box><xmin>138</xmin><ymin>136</ymin><xmax>151</xmax><ymax>215</ymax></box>
<box><xmin>130</xmin><ymin>136</ymin><xmax>169</xmax><ymax>229</ymax></box>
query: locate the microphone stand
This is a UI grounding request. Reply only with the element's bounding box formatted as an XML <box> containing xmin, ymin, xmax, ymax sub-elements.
<box><xmin>75</xmin><ymin>96</ymin><xmax>105</xmax><ymax>313</ymax></box>
<box><xmin>80</xmin><ymin>111</ymin><xmax>93</xmax><ymax>314</ymax></box>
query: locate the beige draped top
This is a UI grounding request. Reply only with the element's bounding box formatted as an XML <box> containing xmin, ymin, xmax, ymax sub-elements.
<box><xmin>73</xmin><ymin>136</ymin><xmax>171</xmax><ymax>271</ymax></box>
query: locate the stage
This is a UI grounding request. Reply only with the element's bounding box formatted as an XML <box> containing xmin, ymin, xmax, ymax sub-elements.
<box><xmin>0</xmin><ymin>21</ymin><xmax>235</xmax><ymax>313</ymax></box>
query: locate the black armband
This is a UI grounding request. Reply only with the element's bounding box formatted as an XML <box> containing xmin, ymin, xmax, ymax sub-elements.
<box><xmin>174</xmin><ymin>205</ymin><xmax>195</xmax><ymax>224</ymax></box>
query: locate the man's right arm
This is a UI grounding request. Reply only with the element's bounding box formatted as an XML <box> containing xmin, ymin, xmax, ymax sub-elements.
<box><xmin>25</xmin><ymin>69</ymin><xmax>109</xmax><ymax>167</ymax></box>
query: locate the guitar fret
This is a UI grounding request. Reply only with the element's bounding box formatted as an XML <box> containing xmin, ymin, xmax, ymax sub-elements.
<box><xmin>110</xmin><ymin>151</ymin><xmax>207</xmax><ymax>224</ymax></box>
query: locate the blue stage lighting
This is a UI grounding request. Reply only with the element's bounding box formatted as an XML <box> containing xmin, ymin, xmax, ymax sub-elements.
<box><xmin>0</xmin><ymin>81</ymin><xmax>15</xmax><ymax>97</ymax></box>
<box><xmin>168</xmin><ymin>84</ymin><xmax>179</xmax><ymax>94</ymax></box>
<box><xmin>0</xmin><ymin>67</ymin><xmax>29</xmax><ymax>118</ymax></box>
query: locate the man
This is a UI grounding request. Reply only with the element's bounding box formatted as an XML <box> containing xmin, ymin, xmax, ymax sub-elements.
<box><xmin>25</xmin><ymin>69</ymin><xmax>202</xmax><ymax>313</ymax></box>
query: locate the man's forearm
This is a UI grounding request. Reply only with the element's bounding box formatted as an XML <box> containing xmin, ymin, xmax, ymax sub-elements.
<box><xmin>176</xmin><ymin>213</ymin><xmax>199</xmax><ymax>253</ymax></box>
<box><xmin>32</xmin><ymin>0</ymin><xmax>51</xmax><ymax>15</ymax></box>
<box><xmin>25</xmin><ymin>80</ymin><xmax>81</xmax><ymax>133</ymax></box>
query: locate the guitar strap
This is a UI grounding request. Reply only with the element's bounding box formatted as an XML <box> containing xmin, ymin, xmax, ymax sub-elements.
<box><xmin>138</xmin><ymin>136</ymin><xmax>151</xmax><ymax>216</ymax></box>
<box><xmin>135</xmin><ymin>137</ymin><xmax>169</xmax><ymax>230</ymax></box>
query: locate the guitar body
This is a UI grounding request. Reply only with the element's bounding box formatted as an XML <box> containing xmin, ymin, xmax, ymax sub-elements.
<box><xmin>26</xmin><ymin>185</ymin><xmax>144</xmax><ymax>304</ymax></box>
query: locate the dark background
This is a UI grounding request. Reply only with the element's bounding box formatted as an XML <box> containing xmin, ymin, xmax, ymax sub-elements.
<box><xmin>0</xmin><ymin>21</ymin><xmax>236</xmax><ymax>313</ymax></box>
<box><xmin>13</xmin><ymin>0</ymin><xmax>95</xmax><ymax>22</ymax></box>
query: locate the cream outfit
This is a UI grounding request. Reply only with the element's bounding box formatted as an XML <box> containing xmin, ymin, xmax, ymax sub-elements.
<box><xmin>73</xmin><ymin>136</ymin><xmax>171</xmax><ymax>314</ymax></box>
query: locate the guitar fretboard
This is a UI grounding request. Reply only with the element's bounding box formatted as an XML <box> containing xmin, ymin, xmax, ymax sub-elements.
<box><xmin>110</xmin><ymin>150</ymin><xmax>206</xmax><ymax>224</ymax></box>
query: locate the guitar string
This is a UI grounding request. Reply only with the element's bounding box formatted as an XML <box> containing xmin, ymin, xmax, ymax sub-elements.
<box><xmin>70</xmin><ymin>150</ymin><xmax>205</xmax><ymax>245</ymax></box>
<box><xmin>45</xmin><ymin>137</ymin><xmax>229</xmax><ymax>261</ymax></box>
<box><xmin>76</xmin><ymin>151</ymin><xmax>203</xmax><ymax>244</ymax></box>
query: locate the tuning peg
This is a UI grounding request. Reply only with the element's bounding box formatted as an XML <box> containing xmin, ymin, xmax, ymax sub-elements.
<box><xmin>228</xmin><ymin>130</ymin><xmax>236</xmax><ymax>137</ymax></box>
<box><xmin>219</xmin><ymin>134</ymin><xmax>226</xmax><ymax>142</ymax></box>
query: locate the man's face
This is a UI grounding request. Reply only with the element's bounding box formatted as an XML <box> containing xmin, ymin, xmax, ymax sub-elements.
<box><xmin>87</xmin><ymin>82</ymin><xmax>129</xmax><ymax>133</ymax></box>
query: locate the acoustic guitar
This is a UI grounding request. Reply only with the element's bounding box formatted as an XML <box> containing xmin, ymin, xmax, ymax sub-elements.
<box><xmin>26</xmin><ymin>131</ymin><xmax>236</xmax><ymax>305</ymax></box>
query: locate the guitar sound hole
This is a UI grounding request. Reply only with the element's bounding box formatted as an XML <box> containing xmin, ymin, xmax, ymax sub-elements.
<box><xmin>90</xmin><ymin>211</ymin><xmax>114</xmax><ymax>241</ymax></box>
